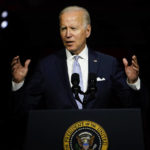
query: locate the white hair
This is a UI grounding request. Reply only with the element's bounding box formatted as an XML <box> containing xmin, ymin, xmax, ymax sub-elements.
<box><xmin>59</xmin><ymin>5</ymin><xmax>91</xmax><ymax>27</ymax></box>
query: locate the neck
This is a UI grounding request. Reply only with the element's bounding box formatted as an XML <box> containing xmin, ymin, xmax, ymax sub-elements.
<box><xmin>70</xmin><ymin>45</ymin><xmax>86</xmax><ymax>55</ymax></box>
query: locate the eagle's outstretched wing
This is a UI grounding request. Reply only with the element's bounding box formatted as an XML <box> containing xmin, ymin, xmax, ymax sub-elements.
<box><xmin>89</xmin><ymin>136</ymin><xmax>95</xmax><ymax>146</ymax></box>
<box><xmin>76</xmin><ymin>136</ymin><xmax>83</xmax><ymax>147</ymax></box>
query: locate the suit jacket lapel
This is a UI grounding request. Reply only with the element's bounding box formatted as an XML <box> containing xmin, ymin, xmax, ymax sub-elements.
<box><xmin>56</xmin><ymin>50</ymin><xmax>78</xmax><ymax>108</ymax></box>
<box><xmin>87</xmin><ymin>49</ymin><xmax>102</xmax><ymax>106</ymax></box>
<box><xmin>56</xmin><ymin>48</ymin><xmax>101</xmax><ymax>109</ymax></box>
<box><xmin>88</xmin><ymin>49</ymin><xmax>100</xmax><ymax>75</ymax></box>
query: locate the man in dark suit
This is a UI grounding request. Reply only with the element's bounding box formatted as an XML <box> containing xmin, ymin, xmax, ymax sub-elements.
<box><xmin>11</xmin><ymin>5</ymin><xmax>145</xmax><ymax>110</ymax></box>
<box><xmin>10</xmin><ymin>5</ymin><xmax>148</xmax><ymax>149</ymax></box>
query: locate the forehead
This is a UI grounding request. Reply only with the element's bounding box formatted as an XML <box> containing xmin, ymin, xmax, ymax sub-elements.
<box><xmin>60</xmin><ymin>11</ymin><xmax>84</xmax><ymax>26</ymax></box>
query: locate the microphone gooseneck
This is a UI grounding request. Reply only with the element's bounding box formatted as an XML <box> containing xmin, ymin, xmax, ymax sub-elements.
<box><xmin>88</xmin><ymin>73</ymin><xmax>97</xmax><ymax>99</ymax></box>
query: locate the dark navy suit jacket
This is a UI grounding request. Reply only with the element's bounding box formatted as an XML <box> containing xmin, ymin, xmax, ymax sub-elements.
<box><xmin>9</xmin><ymin>48</ymin><xmax>149</xmax><ymax>150</ymax></box>
<box><xmin>12</xmin><ymin>48</ymin><xmax>147</xmax><ymax>115</ymax></box>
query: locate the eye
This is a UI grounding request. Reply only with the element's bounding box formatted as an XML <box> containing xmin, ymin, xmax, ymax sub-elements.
<box><xmin>60</xmin><ymin>27</ymin><xmax>66</xmax><ymax>31</ymax></box>
<box><xmin>71</xmin><ymin>27</ymin><xmax>77</xmax><ymax>30</ymax></box>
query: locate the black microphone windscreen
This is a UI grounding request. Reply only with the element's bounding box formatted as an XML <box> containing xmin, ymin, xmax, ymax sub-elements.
<box><xmin>71</xmin><ymin>73</ymin><xmax>80</xmax><ymax>85</ymax></box>
<box><xmin>89</xmin><ymin>73</ymin><xmax>96</xmax><ymax>83</ymax></box>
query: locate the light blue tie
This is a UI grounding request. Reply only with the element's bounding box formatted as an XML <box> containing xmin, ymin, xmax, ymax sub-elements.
<box><xmin>73</xmin><ymin>55</ymin><xmax>84</xmax><ymax>109</ymax></box>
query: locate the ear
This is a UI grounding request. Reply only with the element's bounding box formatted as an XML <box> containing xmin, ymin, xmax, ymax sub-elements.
<box><xmin>86</xmin><ymin>24</ymin><xmax>91</xmax><ymax>38</ymax></box>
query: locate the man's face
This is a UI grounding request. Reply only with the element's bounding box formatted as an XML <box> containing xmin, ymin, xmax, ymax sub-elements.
<box><xmin>60</xmin><ymin>11</ymin><xmax>91</xmax><ymax>55</ymax></box>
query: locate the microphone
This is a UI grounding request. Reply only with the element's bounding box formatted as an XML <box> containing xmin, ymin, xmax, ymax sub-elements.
<box><xmin>71</xmin><ymin>73</ymin><xmax>80</xmax><ymax>87</ymax></box>
<box><xmin>87</xmin><ymin>73</ymin><xmax>97</xmax><ymax>99</ymax></box>
<box><xmin>71</xmin><ymin>73</ymin><xmax>97</xmax><ymax>107</ymax></box>
<box><xmin>71</xmin><ymin>73</ymin><xmax>82</xmax><ymax>104</ymax></box>
<box><xmin>82</xmin><ymin>73</ymin><xmax>97</xmax><ymax>108</ymax></box>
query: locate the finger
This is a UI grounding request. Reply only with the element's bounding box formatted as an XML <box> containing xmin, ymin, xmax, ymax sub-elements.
<box><xmin>11</xmin><ymin>60</ymin><xmax>20</xmax><ymax>67</ymax></box>
<box><xmin>132</xmin><ymin>55</ymin><xmax>138</xmax><ymax>65</ymax></box>
<box><xmin>132</xmin><ymin>64</ymin><xmax>139</xmax><ymax>70</ymax></box>
<box><xmin>24</xmin><ymin>59</ymin><xmax>31</xmax><ymax>69</ymax></box>
<box><xmin>122</xmin><ymin>58</ymin><xmax>128</xmax><ymax>67</ymax></box>
<box><xmin>132</xmin><ymin>66</ymin><xmax>139</xmax><ymax>72</ymax></box>
<box><xmin>13</xmin><ymin>55</ymin><xmax>19</xmax><ymax>59</ymax></box>
<box><xmin>11</xmin><ymin>56</ymin><xmax>19</xmax><ymax>62</ymax></box>
<box><xmin>132</xmin><ymin>60</ymin><xmax>139</xmax><ymax>68</ymax></box>
<box><xmin>11</xmin><ymin>56</ymin><xmax>21</xmax><ymax>66</ymax></box>
<box><xmin>11</xmin><ymin>64</ymin><xmax>20</xmax><ymax>72</ymax></box>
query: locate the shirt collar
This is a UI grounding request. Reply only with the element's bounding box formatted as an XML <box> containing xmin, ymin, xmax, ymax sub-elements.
<box><xmin>66</xmin><ymin>45</ymin><xmax>88</xmax><ymax>60</ymax></box>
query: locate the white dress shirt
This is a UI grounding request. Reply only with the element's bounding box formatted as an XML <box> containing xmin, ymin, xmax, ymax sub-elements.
<box><xmin>66</xmin><ymin>45</ymin><xmax>88</xmax><ymax>92</ymax></box>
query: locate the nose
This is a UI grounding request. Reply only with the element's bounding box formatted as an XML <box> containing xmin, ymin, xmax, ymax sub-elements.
<box><xmin>66</xmin><ymin>29</ymin><xmax>72</xmax><ymax>38</ymax></box>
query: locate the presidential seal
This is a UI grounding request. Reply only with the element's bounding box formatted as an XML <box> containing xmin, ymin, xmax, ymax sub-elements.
<box><xmin>63</xmin><ymin>120</ymin><xmax>108</xmax><ymax>150</ymax></box>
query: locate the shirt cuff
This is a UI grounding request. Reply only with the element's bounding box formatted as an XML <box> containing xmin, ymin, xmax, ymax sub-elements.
<box><xmin>12</xmin><ymin>80</ymin><xmax>24</xmax><ymax>91</ymax></box>
<box><xmin>127</xmin><ymin>77</ymin><xmax>141</xmax><ymax>91</ymax></box>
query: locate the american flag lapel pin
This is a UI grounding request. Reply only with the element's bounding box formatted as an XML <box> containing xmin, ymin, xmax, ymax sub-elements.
<box><xmin>93</xmin><ymin>59</ymin><xmax>98</xmax><ymax>63</ymax></box>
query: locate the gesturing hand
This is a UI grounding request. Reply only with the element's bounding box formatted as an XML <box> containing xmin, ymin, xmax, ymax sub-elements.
<box><xmin>11</xmin><ymin>56</ymin><xmax>31</xmax><ymax>83</ymax></box>
<box><xmin>122</xmin><ymin>55</ymin><xmax>139</xmax><ymax>84</ymax></box>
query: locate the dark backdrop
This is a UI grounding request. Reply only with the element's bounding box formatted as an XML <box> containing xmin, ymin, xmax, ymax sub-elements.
<box><xmin>0</xmin><ymin>0</ymin><xmax>150</xmax><ymax>149</ymax></box>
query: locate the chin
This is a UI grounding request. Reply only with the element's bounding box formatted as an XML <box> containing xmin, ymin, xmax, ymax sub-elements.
<box><xmin>66</xmin><ymin>47</ymin><xmax>76</xmax><ymax>52</ymax></box>
<box><xmin>65</xmin><ymin>46</ymin><xmax>80</xmax><ymax>54</ymax></box>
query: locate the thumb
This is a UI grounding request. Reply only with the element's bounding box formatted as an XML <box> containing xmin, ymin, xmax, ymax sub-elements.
<box><xmin>122</xmin><ymin>58</ymin><xmax>128</xmax><ymax>68</ymax></box>
<box><xmin>24</xmin><ymin>59</ymin><xmax>31</xmax><ymax>69</ymax></box>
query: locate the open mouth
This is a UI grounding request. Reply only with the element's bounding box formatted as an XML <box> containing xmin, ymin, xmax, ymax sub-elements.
<box><xmin>65</xmin><ymin>41</ymin><xmax>74</xmax><ymax>46</ymax></box>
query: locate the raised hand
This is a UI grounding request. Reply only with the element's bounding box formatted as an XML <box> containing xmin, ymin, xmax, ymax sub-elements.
<box><xmin>11</xmin><ymin>56</ymin><xmax>31</xmax><ymax>83</ymax></box>
<box><xmin>122</xmin><ymin>55</ymin><xmax>139</xmax><ymax>84</ymax></box>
